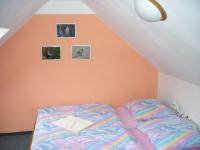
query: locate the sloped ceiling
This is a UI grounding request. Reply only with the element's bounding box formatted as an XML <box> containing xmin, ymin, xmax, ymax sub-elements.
<box><xmin>0</xmin><ymin>0</ymin><xmax>200</xmax><ymax>85</ymax></box>
<box><xmin>84</xmin><ymin>0</ymin><xmax>200</xmax><ymax>86</ymax></box>
<box><xmin>0</xmin><ymin>0</ymin><xmax>47</xmax><ymax>46</ymax></box>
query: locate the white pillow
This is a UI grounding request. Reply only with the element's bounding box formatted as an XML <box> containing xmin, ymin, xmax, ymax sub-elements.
<box><xmin>52</xmin><ymin>115</ymin><xmax>93</xmax><ymax>133</ymax></box>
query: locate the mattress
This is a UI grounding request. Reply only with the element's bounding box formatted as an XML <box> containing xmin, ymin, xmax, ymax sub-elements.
<box><xmin>30</xmin><ymin>103</ymin><xmax>145</xmax><ymax>150</ymax></box>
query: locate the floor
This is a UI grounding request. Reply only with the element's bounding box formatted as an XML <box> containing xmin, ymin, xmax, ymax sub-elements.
<box><xmin>0</xmin><ymin>132</ymin><xmax>32</xmax><ymax>150</ymax></box>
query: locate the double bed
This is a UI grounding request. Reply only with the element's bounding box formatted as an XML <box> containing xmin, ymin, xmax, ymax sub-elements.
<box><xmin>30</xmin><ymin>100</ymin><xmax>200</xmax><ymax>150</ymax></box>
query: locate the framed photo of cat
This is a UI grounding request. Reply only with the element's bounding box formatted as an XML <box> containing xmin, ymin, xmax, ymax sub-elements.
<box><xmin>71</xmin><ymin>45</ymin><xmax>91</xmax><ymax>60</ymax></box>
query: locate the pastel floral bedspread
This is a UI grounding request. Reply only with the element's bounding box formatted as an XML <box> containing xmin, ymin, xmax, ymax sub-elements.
<box><xmin>31</xmin><ymin>103</ymin><xmax>145</xmax><ymax>150</ymax></box>
<box><xmin>137</xmin><ymin>116</ymin><xmax>200</xmax><ymax>150</ymax></box>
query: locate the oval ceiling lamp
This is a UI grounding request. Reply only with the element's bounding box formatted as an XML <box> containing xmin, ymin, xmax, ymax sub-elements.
<box><xmin>134</xmin><ymin>0</ymin><xmax>167</xmax><ymax>22</ymax></box>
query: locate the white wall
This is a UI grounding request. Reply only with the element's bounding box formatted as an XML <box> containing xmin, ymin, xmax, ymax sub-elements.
<box><xmin>158</xmin><ymin>72</ymin><xmax>200</xmax><ymax>126</ymax></box>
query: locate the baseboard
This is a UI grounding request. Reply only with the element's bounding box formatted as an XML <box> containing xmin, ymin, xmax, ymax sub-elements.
<box><xmin>0</xmin><ymin>131</ymin><xmax>32</xmax><ymax>136</ymax></box>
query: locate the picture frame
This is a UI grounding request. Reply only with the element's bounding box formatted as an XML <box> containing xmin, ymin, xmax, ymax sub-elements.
<box><xmin>71</xmin><ymin>45</ymin><xmax>91</xmax><ymax>60</ymax></box>
<box><xmin>42</xmin><ymin>45</ymin><xmax>61</xmax><ymax>60</ymax></box>
<box><xmin>56</xmin><ymin>23</ymin><xmax>76</xmax><ymax>38</ymax></box>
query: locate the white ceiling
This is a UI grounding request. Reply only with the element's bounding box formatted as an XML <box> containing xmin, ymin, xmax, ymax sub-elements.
<box><xmin>36</xmin><ymin>0</ymin><xmax>95</xmax><ymax>14</ymax></box>
<box><xmin>0</xmin><ymin>0</ymin><xmax>200</xmax><ymax>86</ymax></box>
<box><xmin>0</xmin><ymin>0</ymin><xmax>47</xmax><ymax>46</ymax></box>
<box><xmin>84</xmin><ymin>0</ymin><xmax>200</xmax><ymax>86</ymax></box>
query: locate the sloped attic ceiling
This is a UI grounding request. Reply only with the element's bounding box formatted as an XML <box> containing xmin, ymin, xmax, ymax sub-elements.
<box><xmin>0</xmin><ymin>0</ymin><xmax>200</xmax><ymax>86</ymax></box>
<box><xmin>0</xmin><ymin>0</ymin><xmax>47</xmax><ymax>46</ymax></box>
<box><xmin>84</xmin><ymin>0</ymin><xmax>200</xmax><ymax>86</ymax></box>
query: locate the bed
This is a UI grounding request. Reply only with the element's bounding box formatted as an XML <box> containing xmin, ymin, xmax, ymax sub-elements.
<box><xmin>30</xmin><ymin>103</ymin><xmax>145</xmax><ymax>150</ymax></box>
<box><xmin>125</xmin><ymin>100</ymin><xmax>200</xmax><ymax>150</ymax></box>
<box><xmin>30</xmin><ymin>101</ymin><xmax>200</xmax><ymax>150</ymax></box>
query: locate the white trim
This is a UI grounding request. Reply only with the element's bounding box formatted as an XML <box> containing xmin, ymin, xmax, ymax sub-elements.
<box><xmin>41</xmin><ymin>45</ymin><xmax>61</xmax><ymax>60</ymax></box>
<box><xmin>71</xmin><ymin>44</ymin><xmax>91</xmax><ymax>60</ymax></box>
<box><xmin>56</xmin><ymin>23</ymin><xmax>76</xmax><ymax>38</ymax></box>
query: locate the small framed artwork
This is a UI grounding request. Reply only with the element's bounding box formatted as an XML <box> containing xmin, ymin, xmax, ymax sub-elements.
<box><xmin>71</xmin><ymin>45</ymin><xmax>91</xmax><ymax>60</ymax></box>
<box><xmin>56</xmin><ymin>23</ymin><xmax>76</xmax><ymax>38</ymax></box>
<box><xmin>42</xmin><ymin>45</ymin><xmax>61</xmax><ymax>60</ymax></box>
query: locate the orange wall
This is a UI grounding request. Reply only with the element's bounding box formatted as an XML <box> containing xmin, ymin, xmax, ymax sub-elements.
<box><xmin>0</xmin><ymin>15</ymin><xmax>157</xmax><ymax>133</ymax></box>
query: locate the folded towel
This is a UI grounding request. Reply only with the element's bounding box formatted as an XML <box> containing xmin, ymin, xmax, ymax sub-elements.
<box><xmin>52</xmin><ymin>115</ymin><xmax>93</xmax><ymax>133</ymax></box>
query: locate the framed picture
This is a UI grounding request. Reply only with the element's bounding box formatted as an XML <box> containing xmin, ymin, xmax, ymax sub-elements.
<box><xmin>71</xmin><ymin>45</ymin><xmax>91</xmax><ymax>60</ymax></box>
<box><xmin>56</xmin><ymin>23</ymin><xmax>76</xmax><ymax>38</ymax></box>
<box><xmin>42</xmin><ymin>45</ymin><xmax>61</xmax><ymax>60</ymax></box>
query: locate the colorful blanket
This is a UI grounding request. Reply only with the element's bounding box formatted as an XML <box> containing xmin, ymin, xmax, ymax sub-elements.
<box><xmin>31</xmin><ymin>103</ymin><xmax>145</xmax><ymax>150</ymax></box>
<box><xmin>137</xmin><ymin>116</ymin><xmax>200</xmax><ymax>150</ymax></box>
<box><xmin>126</xmin><ymin>99</ymin><xmax>177</xmax><ymax>121</ymax></box>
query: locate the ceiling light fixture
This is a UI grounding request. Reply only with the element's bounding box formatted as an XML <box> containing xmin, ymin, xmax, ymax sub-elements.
<box><xmin>0</xmin><ymin>27</ymin><xmax>10</xmax><ymax>39</ymax></box>
<box><xmin>134</xmin><ymin>0</ymin><xmax>167</xmax><ymax>22</ymax></box>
